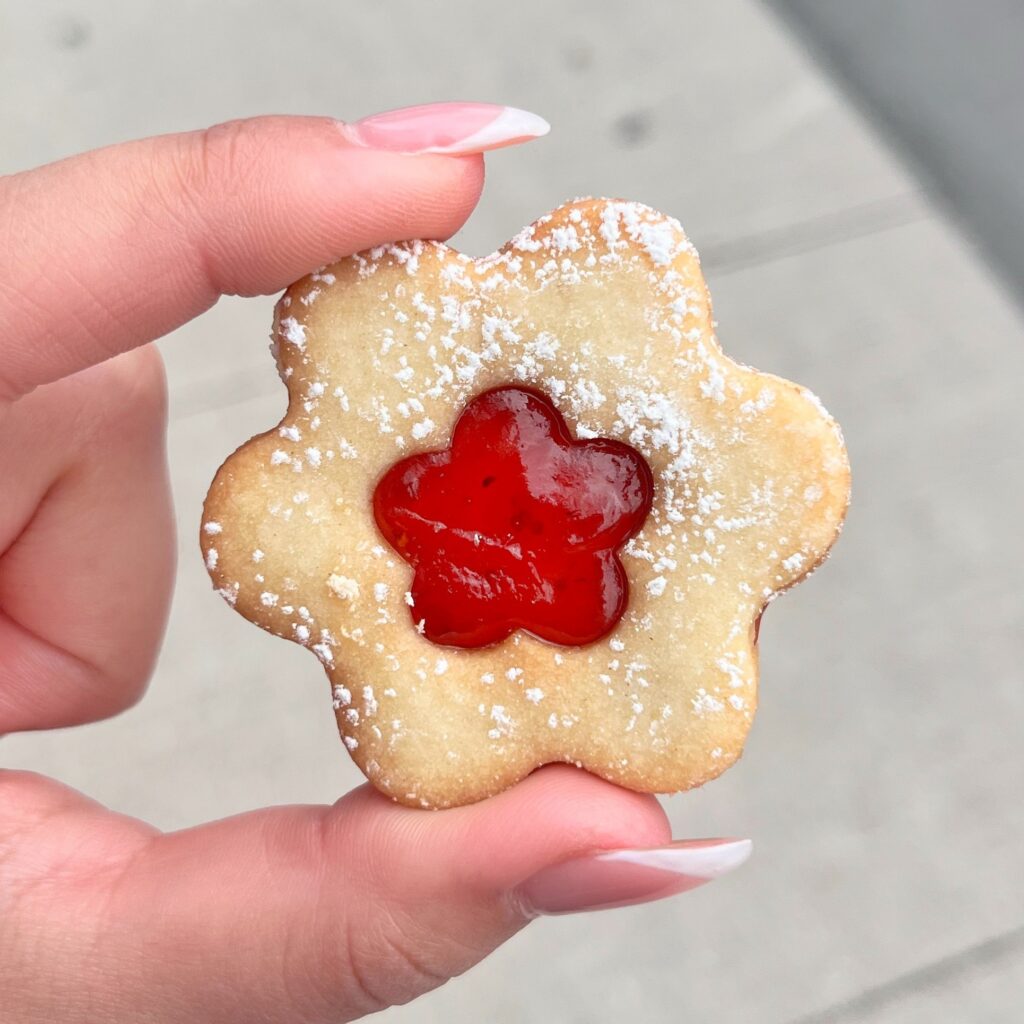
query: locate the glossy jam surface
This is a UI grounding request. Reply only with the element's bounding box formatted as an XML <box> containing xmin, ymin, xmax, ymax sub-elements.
<box><xmin>373</xmin><ymin>386</ymin><xmax>654</xmax><ymax>648</ymax></box>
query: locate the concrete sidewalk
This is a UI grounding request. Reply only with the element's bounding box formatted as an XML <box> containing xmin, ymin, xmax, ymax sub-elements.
<box><xmin>2</xmin><ymin>2</ymin><xmax>1022</xmax><ymax>1020</ymax></box>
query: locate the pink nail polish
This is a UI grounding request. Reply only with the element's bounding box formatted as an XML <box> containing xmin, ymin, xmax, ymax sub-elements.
<box><xmin>514</xmin><ymin>838</ymin><xmax>751</xmax><ymax>917</ymax></box>
<box><xmin>340</xmin><ymin>102</ymin><xmax>550</xmax><ymax>155</ymax></box>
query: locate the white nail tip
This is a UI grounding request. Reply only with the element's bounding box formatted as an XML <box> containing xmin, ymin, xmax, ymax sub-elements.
<box><xmin>594</xmin><ymin>839</ymin><xmax>753</xmax><ymax>879</ymax></box>
<box><xmin>421</xmin><ymin>106</ymin><xmax>551</xmax><ymax>155</ymax></box>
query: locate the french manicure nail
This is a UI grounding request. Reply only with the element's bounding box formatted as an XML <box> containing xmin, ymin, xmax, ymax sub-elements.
<box><xmin>340</xmin><ymin>102</ymin><xmax>550</xmax><ymax>155</ymax></box>
<box><xmin>514</xmin><ymin>838</ymin><xmax>752</xmax><ymax>917</ymax></box>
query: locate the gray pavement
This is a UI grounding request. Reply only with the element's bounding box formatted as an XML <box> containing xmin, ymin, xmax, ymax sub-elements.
<box><xmin>770</xmin><ymin>0</ymin><xmax>1024</xmax><ymax>303</ymax></box>
<box><xmin>2</xmin><ymin>2</ymin><xmax>1022</xmax><ymax>1021</ymax></box>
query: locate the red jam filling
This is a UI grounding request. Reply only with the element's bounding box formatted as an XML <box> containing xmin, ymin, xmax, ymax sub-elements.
<box><xmin>373</xmin><ymin>385</ymin><xmax>654</xmax><ymax>648</ymax></box>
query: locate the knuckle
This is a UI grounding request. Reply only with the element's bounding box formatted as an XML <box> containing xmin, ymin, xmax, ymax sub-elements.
<box><xmin>81</xmin><ymin>661</ymin><xmax>151</xmax><ymax>721</ymax></box>
<box><xmin>5</xmin><ymin>651</ymin><xmax>148</xmax><ymax>731</ymax></box>
<box><xmin>166</xmin><ymin>117</ymin><xmax>280</xmax><ymax>294</ymax></box>
<box><xmin>176</xmin><ymin>117</ymin><xmax>274</xmax><ymax>215</ymax></box>
<box><xmin>339</xmin><ymin>918</ymin><xmax>391</xmax><ymax>1015</ymax></box>
<box><xmin>289</xmin><ymin>815</ymin><xmax>456</xmax><ymax>1018</ymax></box>
<box><xmin>379</xmin><ymin>924</ymin><xmax>452</xmax><ymax>998</ymax></box>
<box><xmin>339</xmin><ymin>909</ymin><xmax>452</xmax><ymax>1014</ymax></box>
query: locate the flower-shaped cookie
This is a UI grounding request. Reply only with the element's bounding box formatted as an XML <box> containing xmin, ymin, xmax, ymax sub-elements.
<box><xmin>202</xmin><ymin>198</ymin><xmax>850</xmax><ymax>809</ymax></box>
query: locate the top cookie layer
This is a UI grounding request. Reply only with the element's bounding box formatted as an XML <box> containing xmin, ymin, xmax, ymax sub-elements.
<box><xmin>202</xmin><ymin>197</ymin><xmax>850</xmax><ymax>808</ymax></box>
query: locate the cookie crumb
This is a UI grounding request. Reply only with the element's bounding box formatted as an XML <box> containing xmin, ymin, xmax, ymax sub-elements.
<box><xmin>327</xmin><ymin>574</ymin><xmax>360</xmax><ymax>601</ymax></box>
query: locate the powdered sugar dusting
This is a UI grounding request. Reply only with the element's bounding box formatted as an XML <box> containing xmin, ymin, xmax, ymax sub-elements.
<box><xmin>204</xmin><ymin>196</ymin><xmax>848</xmax><ymax>806</ymax></box>
<box><xmin>280</xmin><ymin>317</ymin><xmax>306</xmax><ymax>351</ymax></box>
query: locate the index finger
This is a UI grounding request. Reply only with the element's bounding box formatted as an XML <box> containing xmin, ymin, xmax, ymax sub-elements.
<box><xmin>0</xmin><ymin>108</ymin><xmax>524</xmax><ymax>402</ymax></box>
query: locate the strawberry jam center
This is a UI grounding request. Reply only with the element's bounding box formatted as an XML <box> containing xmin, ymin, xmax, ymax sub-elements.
<box><xmin>373</xmin><ymin>385</ymin><xmax>654</xmax><ymax>648</ymax></box>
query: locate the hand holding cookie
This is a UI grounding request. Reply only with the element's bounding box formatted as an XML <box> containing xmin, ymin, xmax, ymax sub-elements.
<box><xmin>0</xmin><ymin>106</ymin><xmax>759</xmax><ymax>1024</ymax></box>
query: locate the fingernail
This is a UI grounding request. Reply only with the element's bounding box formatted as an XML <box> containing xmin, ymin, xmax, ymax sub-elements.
<box><xmin>514</xmin><ymin>838</ymin><xmax>751</xmax><ymax>917</ymax></box>
<box><xmin>340</xmin><ymin>102</ymin><xmax>550</xmax><ymax>155</ymax></box>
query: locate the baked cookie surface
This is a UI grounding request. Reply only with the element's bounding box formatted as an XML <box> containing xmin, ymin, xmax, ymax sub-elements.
<box><xmin>202</xmin><ymin>197</ymin><xmax>850</xmax><ymax>808</ymax></box>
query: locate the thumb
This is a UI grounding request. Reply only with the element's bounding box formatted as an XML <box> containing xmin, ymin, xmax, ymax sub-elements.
<box><xmin>110</xmin><ymin>766</ymin><xmax>750</xmax><ymax>1023</ymax></box>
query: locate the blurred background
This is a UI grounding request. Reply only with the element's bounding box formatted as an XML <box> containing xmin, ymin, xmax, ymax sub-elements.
<box><xmin>2</xmin><ymin>2</ymin><xmax>1022</xmax><ymax>1021</ymax></box>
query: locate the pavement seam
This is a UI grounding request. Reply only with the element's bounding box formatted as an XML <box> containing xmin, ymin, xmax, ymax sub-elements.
<box><xmin>701</xmin><ymin>192</ymin><xmax>927</xmax><ymax>275</ymax></box>
<box><xmin>167</xmin><ymin>192</ymin><xmax>930</xmax><ymax>423</ymax></box>
<box><xmin>784</xmin><ymin>923</ymin><xmax>1024</xmax><ymax>1024</ymax></box>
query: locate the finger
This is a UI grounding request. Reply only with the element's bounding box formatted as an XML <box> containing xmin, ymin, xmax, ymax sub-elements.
<box><xmin>0</xmin><ymin>109</ymin><xmax>503</xmax><ymax>402</ymax></box>
<box><xmin>0</xmin><ymin>103</ymin><xmax>546</xmax><ymax>732</ymax></box>
<box><xmin>96</xmin><ymin>767</ymin><xmax>749</xmax><ymax>1023</ymax></box>
<box><xmin>0</xmin><ymin>346</ymin><xmax>173</xmax><ymax>732</ymax></box>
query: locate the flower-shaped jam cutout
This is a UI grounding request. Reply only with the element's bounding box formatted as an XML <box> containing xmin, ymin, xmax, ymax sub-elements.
<box><xmin>373</xmin><ymin>386</ymin><xmax>654</xmax><ymax>648</ymax></box>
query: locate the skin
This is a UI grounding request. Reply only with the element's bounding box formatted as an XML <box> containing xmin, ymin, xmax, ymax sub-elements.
<box><xmin>0</xmin><ymin>116</ymin><xmax>673</xmax><ymax>1023</ymax></box>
